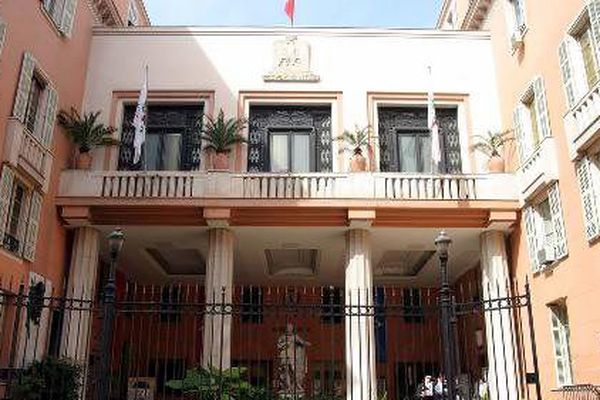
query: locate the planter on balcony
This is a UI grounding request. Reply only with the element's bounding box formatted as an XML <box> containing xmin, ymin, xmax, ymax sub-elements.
<box><xmin>488</xmin><ymin>155</ymin><xmax>505</xmax><ymax>173</ymax></box>
<box><xmin>212</xmin><ymin>152</ymin><xmax>230</xmax><ymax>171</ymax></box>
<box><xmin>349</xmin><ymin>151</ymin><xmax>367</xmax><ymax>172</ymax></box>
<box><xmin>75</xmin><ymin>152</ymin><xmax>93</xmax><ymax>170</ymax></box>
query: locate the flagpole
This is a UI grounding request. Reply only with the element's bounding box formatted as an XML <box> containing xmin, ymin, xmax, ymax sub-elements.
<box><xmin>143</xmin><ymin>64</ymin><xmax>148</xmax><ymax>171</ymax></box>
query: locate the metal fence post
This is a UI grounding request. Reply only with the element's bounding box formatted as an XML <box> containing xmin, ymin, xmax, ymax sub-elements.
<box><xmin>95</xmin><ymin>229</ymin><xmax>124</xmax><ymax>400</ymax></box>
<box><xmin>525</xmin><ymin>278</ymin><xmax>543</xmax><ymax>400</ymax></box>
<box><xmin>436</xmin><ymin>231</ymin><xmax>457</xmax><ymax>400</ymax></box>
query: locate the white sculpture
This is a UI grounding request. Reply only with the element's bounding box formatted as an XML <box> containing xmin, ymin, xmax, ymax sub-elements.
<box><xmin>276</xmin><ymin>323</ymin><xmax>311</xmax><ymax>397</ymax></box>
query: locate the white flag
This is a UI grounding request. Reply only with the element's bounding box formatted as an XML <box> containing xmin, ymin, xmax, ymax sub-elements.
<box><xmin>428</xmin><ymin>66</ymin><xmax>442</xmax><ymax>173</ymax></box>
<box><xmin>133</xmin><ymin>65</ymin><xmax>148</xmax><ymax>165</ymax></box>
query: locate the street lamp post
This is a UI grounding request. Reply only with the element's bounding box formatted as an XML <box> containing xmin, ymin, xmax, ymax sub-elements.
<box><xmin>96</xmin><ymin>228</ymin><xmax>124</xmax><ymax>400</ymax></box>
<box><xmin>435</xmin><ymin>231</ymin><xmax>456</xmax><ymax>400</ymax></box>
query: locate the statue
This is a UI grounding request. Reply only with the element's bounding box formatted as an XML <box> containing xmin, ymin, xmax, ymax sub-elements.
<box><xmin>276</xmin><ymin>323</ymin><xmax>311</xmax><ymax>397</ymax></box>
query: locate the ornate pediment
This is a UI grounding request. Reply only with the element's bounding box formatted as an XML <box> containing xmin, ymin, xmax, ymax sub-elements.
<box><xmin>263</xmin><ymin>36</ymin><xmax>320</xmax><ymax>83</ymax></box>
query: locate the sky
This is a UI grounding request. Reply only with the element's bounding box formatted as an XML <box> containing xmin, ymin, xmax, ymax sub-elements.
<box><xmin>143</xmin><ymin>0</ymin><xmax>445</xmax><ymax>28</ymax></box>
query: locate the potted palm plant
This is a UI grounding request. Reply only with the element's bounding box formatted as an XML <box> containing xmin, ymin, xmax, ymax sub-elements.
<box><xmin>337</xmin><ymin>125</ymin><xmax>373</xmax><ymax>172</ymax></box>
<box><xmin>57</xmin><ymin>108</ymin><xmax>119</xmax><ymax>170</ymax></box>
<box><xmin>470</xmin><ymin>130</ymin><xmax>514</xmax><ymax>173</ymax></box>
<box><xmin>201</xmin><ymin>109</ymin><xmax>247</xmax><ymax>171</ymax></box>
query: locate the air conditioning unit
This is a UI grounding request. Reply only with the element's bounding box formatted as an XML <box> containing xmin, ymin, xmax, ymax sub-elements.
<box><xmin>537</xmin><ymin>246</ymin><xmax>556</xmax><ymax>266</ymax></box>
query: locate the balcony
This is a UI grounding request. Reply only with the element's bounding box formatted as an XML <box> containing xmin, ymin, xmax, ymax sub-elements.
<box><xmin>517</xmin><ymin>136</ymin><xmax>559</xmax><ymax>201</ymax></box>
<box><xmin>58</xmin><ymin>170</ymin><xmax>518</xmax><ymax>202</ymax></box>
<box><xmin>3</xmin><ymin>118</ymin><xmax>53</xmax><ymax>191</ymax></box>
<box><xmin>565</xmin><ymin>80</ymin><xmax>600</xmax><ymax>160</ymax></box>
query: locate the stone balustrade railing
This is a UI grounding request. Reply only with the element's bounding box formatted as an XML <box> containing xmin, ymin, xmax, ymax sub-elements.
<box><xmin>19</xmin><ymin>129</ymin><xmax>47</xmax><ymax>176</ymax></box>
<box><xmin>566</xmin><ymin>81</ymin><xmax>600</xmax><ymax>159</ymax></box>
<box><xmin>3</xmin><ymin>118</ymin><xmax>52</xmax><ymax>191</ymax></box>
<box><xmin>59</xmin><ymin>170</ymin><xmax>518</xmax><ymax>201</ymax></box>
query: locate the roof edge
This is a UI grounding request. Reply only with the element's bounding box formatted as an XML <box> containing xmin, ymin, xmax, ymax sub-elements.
<box><xmin>91</xmin><ymin>26</ymin><xmax>491</xmax><ymax>39</ymax></box>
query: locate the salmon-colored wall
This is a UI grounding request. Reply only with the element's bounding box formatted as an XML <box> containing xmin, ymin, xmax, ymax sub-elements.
<box><xmin>0</xmin><ymin>0</ymin><xmax>96</xmax><ymax>290</ymax></box>
<box><xmin>473</xmin><ymin>0</ymin><xmax>600</xmax><ymax>395</ymax></box>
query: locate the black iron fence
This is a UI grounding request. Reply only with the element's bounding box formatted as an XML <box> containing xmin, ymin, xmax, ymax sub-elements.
<box><xmin>0</xmin><ymin>276</ymin><xmax>542</xmax><ymax>400</ymax></box>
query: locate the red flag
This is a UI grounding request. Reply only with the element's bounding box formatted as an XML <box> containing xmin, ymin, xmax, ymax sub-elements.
<box><xmin>284</xmin><ymin>0</ymin><xmax>295</xmax><ymax>25</ymax></box>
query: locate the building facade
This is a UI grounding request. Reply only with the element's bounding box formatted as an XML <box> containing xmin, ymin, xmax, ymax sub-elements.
<box><xmin>0</xmin><ymin>1</ymin><xmax>598</xmax><ymax>399</ymax></box>
<box><xmin>439</xmin><ymin>0</ymin><xmax>600</xmax><ymax>396</ymax></box>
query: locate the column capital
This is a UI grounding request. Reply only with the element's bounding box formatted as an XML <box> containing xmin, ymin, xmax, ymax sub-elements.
<box><xmin>485</xmin><ymin>210</ymin><xmax>517</xmax><ymax>232</ymax></box>
<box><xmin>61</xmin><ymin>206</ymin><xmax>93</xmax><ymax>227</ymax></box>
<box><xmin>204</xmin><ymin>208</ymin><xmax>231</xmax><ymax>228</ymax></box>
<box><xmin>347</xmin><ymin>209</ymin><xmax>376</xmax><ymax>229</ymax></box>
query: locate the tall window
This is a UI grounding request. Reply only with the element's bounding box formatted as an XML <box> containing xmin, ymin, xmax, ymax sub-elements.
<box><xmin>118</xmin><ymin>105</ymin><xmax>203</xmax><ymax>171</ymax></box>
<box><xmin>5</xmin><ymin>181</ymin><xmax>27</xmax><ymax>253</ymax></box>
<box><xmin>378</xmin><ymin>107</ymin><xmax>462</xmax><ymax>174</ymax></box>
<box><xmin>24</xmin><ymin>76</ymin><xmax>44</xmax><ymax>133</ymax></box>
<box><xmin>549</xmin><ymin>303</ymin><xmax>573</xmax><ymax>387</ymax></box>
<box><xmin>396</xmin><ymin>129</ymin><xmax>432</xmax><ymax>173</ymax></box>
<box><xmin>576</xmin><ymin>153</ymin><xmax>600</xmax><ymax>241</ymax></box>
<box><xmin>127</xmin><ymin>1</ymin><xmax>139</xmax><ymax>26</ymax></box>
<box><xmin>513</xmin><ymin>77</ymin><xmax>551</xmax><ymax>163</ymax></box>
<box><xmin>269</xmin><ymin>130</ymin><xmax>311</xmax><ymax>173</ymax></box>
<box><xmin>241</xmin><ymin>287</ymin><xmax>263</xmax><ymax>324</ymax></box>
<box><xmin>42</xmin><ymin>0</ymin><xmax>77</xmax><ymax>37</ymax></box>
<box><xmin>524</xmin><ymin>183</ymin><xmax>568</xmax><ymax>271</ymax></box>
<box><xmin>402</xmin><ymin>288</ymin><xmax>424</xmax><ymax>324</ymax></box>
<box><xmin>560</xmin><ymin>8</ymin><xmax>600</xmax><ymax>108</ymax></box>
<box><xmin>576</xmin><ymin>24</ymin><xmax>599</xmax><ymax>88</ymax></box>
<box><xmin>523</xmin><ymin>95</ymin><xmax>541</xmax><ymax>148</ymax></box>
<box><xmin>321</xmin><ymin>287</ymin><xmax>342</xmax><ymax>324</ymax></box>
<box><xmin>145</xmin><ymin>133</ymin><xmax>182</xmax><ymax>171</ymax></box>
<box><xmin>537</xmin><ymin>198</ymin><xmax>556</xmax><ymax>255</ymax></box>
<box><xmin>510</xmin><ymin>0</ymin><xmax>526</xmax><ymax>31</ymax></box>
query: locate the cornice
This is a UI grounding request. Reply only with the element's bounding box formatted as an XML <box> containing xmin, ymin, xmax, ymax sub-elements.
<box><xmin>461</xmin><ymin>0</ymin><xmax>493</xmax><ymax>30</ymax></box>
<box><xmin>92</xmin><ymin>26</ymin><xmax>492</xmax><ymax>40</ymax></box>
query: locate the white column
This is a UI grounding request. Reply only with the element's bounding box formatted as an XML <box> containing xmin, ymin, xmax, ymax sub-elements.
<box><xmin>202</xmin><ymin>228</ymin><xmax>234</xmax><ymax>370</ymax></box>
<box><xmin>60</xmin><ymin>227</ymin><xmax>100</xmax><ymax>362</ymax></box>
<box><xmin>345</xmin><ymin>229</ymin><xmax>377</xmax><ymax>400</ymax></box>
<box><xmin>480</xmin><ymin>231</ymin><xmax>518</xmax><ymax>400</ymax></box>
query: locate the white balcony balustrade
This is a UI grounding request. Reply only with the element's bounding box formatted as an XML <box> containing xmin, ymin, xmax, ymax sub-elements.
<box><xmin>565</xmin><ymin>81</ymin><xmax>600</xmax><ymax>160</ymax></box>
<box><xmin>517</xmin><ymin>136</ymin><xmax>559</xmax><ymax>201</ymax></box>
<box><xmin>3</xmin><ymin>118</ymin><xmax>53</xmax><ymax>191</ymax></box>
<box><xmin>59</xmin><ymin>170</ymin><xmax>518</xmax><ymax>202</ymax></box>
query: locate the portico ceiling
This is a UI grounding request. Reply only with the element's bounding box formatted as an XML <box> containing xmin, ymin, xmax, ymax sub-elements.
<box><xmin>97</xmin><ymin>226</ymin><xmax>484</xmax><ymax>287</ymax></box>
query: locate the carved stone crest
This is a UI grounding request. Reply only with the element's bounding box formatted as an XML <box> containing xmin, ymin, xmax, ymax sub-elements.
<box><xmin>264</xmin><ymin>36</ymin><xmax>320</xmax><ymax>83</ymax></box>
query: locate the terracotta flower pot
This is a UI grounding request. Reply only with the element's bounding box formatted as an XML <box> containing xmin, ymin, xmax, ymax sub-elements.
<box><xmin>76</xmin><ymin>151</ymin><xmax>93</xmax><ymax>170</ymax></box>
<box><xmin>349</xmin><ymin>150</ymin><xmax>367</xmax><ymax>172</ymax></box>
<box><xmin>488</xmin><ymin>155</ymin><xmax>505</xmax><ymax>173</ymax></box>
<box><xmin>213</xmin><ymin>152</ymin><xmax>230</xmax><ymax>170</ymax></box>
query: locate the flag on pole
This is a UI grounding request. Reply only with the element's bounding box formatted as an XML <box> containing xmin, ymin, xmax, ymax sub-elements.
<box><xmin>133</xmin><ymin>65</ymin><xmax>148</xmax><ymax>165</ymax></box>
<box><xmin>428</xmin><ymin>66</ymin><xmax>442</xmax><ymax>173</ymax></box>
<box><xmin>284</xmin><ymin>0</ymin><xmax>295</xmax><ymax>26</ymax></box>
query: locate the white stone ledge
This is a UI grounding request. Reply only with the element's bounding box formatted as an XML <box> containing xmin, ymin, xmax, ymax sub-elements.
<box><xmin>58</xmin><ymin>170</ymin><xmax>519</xmax><ymax>202</ymax></box>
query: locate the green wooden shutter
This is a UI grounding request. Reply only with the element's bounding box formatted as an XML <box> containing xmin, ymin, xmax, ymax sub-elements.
<box><xmin>576</xmin><ymin>156</ymin><xmax>600</xmax><ymax>241</ymax></box>
<box><xmin>23</xmin><ymin>191</ymin><xmax>42</xmax><ymax>262</ymax></box>
<box><xmin>513</xmin><ymin>106</ymin><xmax>528</xmax><ymax>163</ymax></box>
<box><xmin>12</xmin><ymin>52</ymin><xmax>36</xmax><ymax>123</ymax></box>
<box><xmin>524</xmin><ymin>206</ymin><xmax>540</xmax><ymax>272</ymax></box>
<box><xmin>548</xmin><ymin>183</ymin><xmax>568</xmax><ymax>260</ymax></box>
<box><xmin>587</xmin><ymin>0</ymin><xmax>600</xmax><ymax>66</ymax></box>
<box><xmin>0</xmin><ymin>17</ymin><xmax>6</xmax><ymax>57</ymax></box>
<box><xmin>0</xmin><ymin>166</ymin><xmax>15</xmax><ymax>244</ymax></box>
<box><xmin>60</xmin><ymin>0</ymin><xmax>77</xmax><ymax>38</ymax></box>
<box><xmin>533</xmin><ymin>76</ymin><xmax>552</xmax><ymax>139</ymax></box>
<box><xmin>41</xmin><ymin>86</ymin><xmax>58</xmax><ymax>147</ymax></box>
<box><xmin>559</xmin><ymin>38</ymin><xmax>577</xmax><ymax>108</ymax></box>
